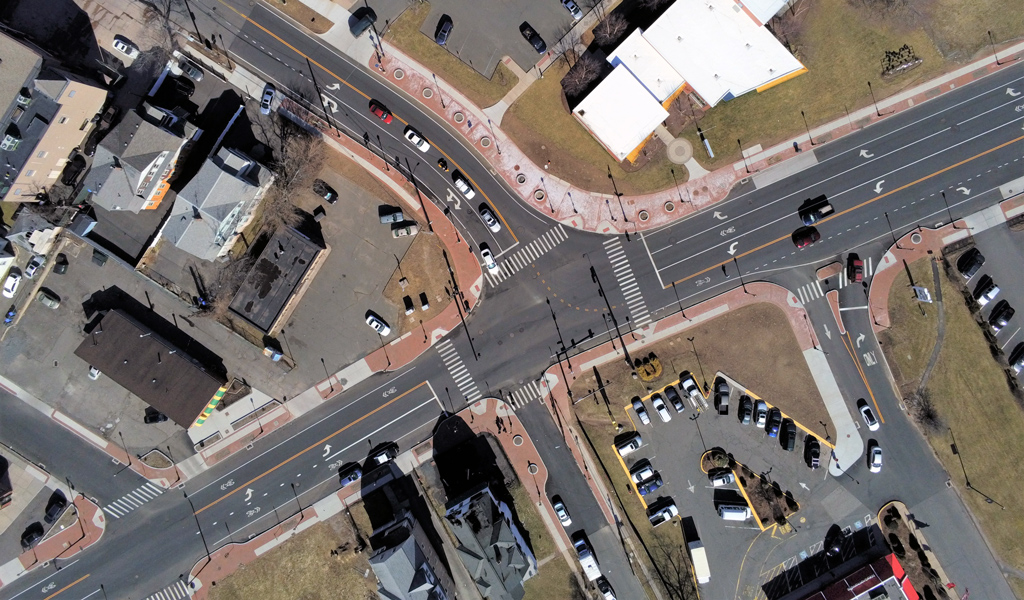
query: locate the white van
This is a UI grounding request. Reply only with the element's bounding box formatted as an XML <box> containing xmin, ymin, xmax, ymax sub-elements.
<box><xmin>718</xmin><ymin>505</ymin><xmax>751</xmax><ymax>521</ymax></box>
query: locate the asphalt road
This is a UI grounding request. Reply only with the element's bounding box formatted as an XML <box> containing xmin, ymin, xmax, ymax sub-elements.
<box><xmin>1</xmin><ymin>1</ymin><xmax>1021</xmax><ymax>597</ymax></box>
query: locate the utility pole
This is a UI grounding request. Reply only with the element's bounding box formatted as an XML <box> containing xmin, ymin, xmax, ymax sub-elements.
<box><xmin>591</xmin><ymin>266</ymin><xmax>633</xmax><ymax>371</ymax></box>
<box><xmin>306</xmin><ymin>57</ymin><xmax>338</xmax><ymax>135</ymax></box>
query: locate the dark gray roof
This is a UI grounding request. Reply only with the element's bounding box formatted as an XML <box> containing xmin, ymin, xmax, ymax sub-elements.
<box><xmin>371</xmin><ymin>529</ymin><xmax>447</xmax><ymax>600</ymax></box>
<box><xmin>161</xmin><ymin>148</ymin><xmax>271</xmax><ymax>261</ymax></box>
<box><xmin>73</xmin><ymin>310</ymin><xmax>227</xmax><ymax>428</ymax></box>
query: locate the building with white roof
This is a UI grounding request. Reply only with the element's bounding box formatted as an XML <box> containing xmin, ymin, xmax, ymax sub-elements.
<box><xmin>737</xmin><ymin>0</ymin><xmax>792</xmax><ymax>26</ymax></box>
<box><xmin>606</xmin><ymin>29</ymin><xmax>686</xmax><ymax>104</ymax></box>
<box><xmin>572</xmin><ymin>64</ymin><xmax>670</xmax><ymax>162</ymax></box>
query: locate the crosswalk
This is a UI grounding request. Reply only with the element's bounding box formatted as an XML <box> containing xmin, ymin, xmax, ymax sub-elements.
<box><xmin>144</xmin><ymin>580</ymin><xmax>191</xmax><ymax>600</ymax></box>
<box><xmin>103</xmin><ymin>482</ymin><xmax>165</xmax><ymax>519</ymax></box>
<box><xmin>603</xmin><ymin>238</ymin><xmax>652</xmax><ymax>329</ymax></box>
<box><xmin>436</xmin><ymin>339</ymin><xmax>482</xmax><ymax>403</ymax></box>
<box><xmin>507</xmin><ymin>380</ymin><xmax>544</xmax><ymax>409</ymax></box>
<box><xmin>796</xmin><ymin>257</ymin><xmax>875</xmax><ymax>304</ymax></box>
<box><xmin>484</xmin><ymin>225</ymin><xmax>568</xmax><ymax>287</ymax></box>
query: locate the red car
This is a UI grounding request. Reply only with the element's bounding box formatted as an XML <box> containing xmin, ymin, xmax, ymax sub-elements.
<box><xmin>792</xmin><ymin>226</ymin><xmax>821</xmax><ymax>248</ymax></box>
<box><xmin>368</xmin><ymin>100</ymin><xmax>392</xmax><ymax>124</ymax></box>
<box><xmin>847</xmin><ymin>253</ymin><xmax>864</xmax><ymax>283</ymax></box>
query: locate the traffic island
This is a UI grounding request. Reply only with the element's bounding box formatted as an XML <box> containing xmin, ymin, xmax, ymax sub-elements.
<box><xmin>700</xmin><ymin>449</ymin><xmax>800</xmax><ymax>533</ymax></box>
<box><xmin>878</xmin><ymin>502</ymin><xmax>954</xmax><ymax>599</ymax></box>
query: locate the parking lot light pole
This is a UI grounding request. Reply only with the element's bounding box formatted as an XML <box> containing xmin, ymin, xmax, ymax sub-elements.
<box><xmin>949</xmin><ymin>427</ymin><xmax>1005</xmax><ymax>509</ymax></box>
<box><xmin>690</xmin><ymin>412</ymin><xmax>706</xmax><ymax>451</ymax></box>
<box><xmin>687</xmin><ymin>337</ymin><xmax>708</xmax><ymax>392</ymax></box>
<box><xmin>940</xmin><ymin>191</ymin><xmax>960</xmax><ymax>228</ymax></box>
<box><xmin>321</xmin><ymin>358</ymin><xmax>334</xmax><ymax>393</ymax></box>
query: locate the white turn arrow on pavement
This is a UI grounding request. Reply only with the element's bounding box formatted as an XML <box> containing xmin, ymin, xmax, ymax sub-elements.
<box><xmin>1008</xmin><ymin>87</ymin><xmax>1021</xmax><ymax>97</ymax></box>
<box><xmin>326</xmin><ymin>83</ymin><xmax>340</xmax><ymax>90</ymax></box>
<box><xmin>321</xmin><ymin>94</ymin><xmax>338</xmax><ymax>113</ymax></box>
<box><xmin>727</xmin><ymin>242</ymin><xmax>739</xmax><ymax>255</ymax></box>
<box><xmin>245</xmin><ymin>488</ymin><xmax>254</xmax><ymax>502</ymax></box>
<box><xmin>873</xmin><ymin>180</ymin><xmax>885</xmax><ymax>194</ymax></box>
<box><xmin>822</xmin><ymin>323</ymin><xmax>832</xmax><ymax>340</ymax></box>
<box><xmin>856</xmin><ymin>333</ymin><xmax>865</xmax><ymax>348</ymax></box>
<box><xmin>957</xmin><ymin>187</ymin><xmax>971</xmax><ymax>195</ymax></box>
<box><xmin>799</xmin><ymin>482</ymin><xmax>809</xmax><ymax>490</ymax></box>
<box><xmin>859</xmin><ymin>149</ymin><xmax>874</xmax><ymax>158</ymax></box>
<box><xmin>713</xmin><ymin>211</ymin><xmax>727</xmax><ymax>220</ymax></box>
<box><xmin>446</xmin><ymin>188</ymin><xmax>462</xmax><ymax>210</ymax></box>
<box><xmin>323</xmin><ymin>444</ymin><xmax>332</xmax><ymax>457</ymax></box>
<box><xmin>687</xmin><ymin>480</ymin><xmax>695</xmax><ymax>494</ymax></box>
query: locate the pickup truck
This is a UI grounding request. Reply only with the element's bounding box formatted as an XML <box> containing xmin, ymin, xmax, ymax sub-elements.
<box><xmin>573</xmin><ymin>537</ymin><xmax>602</xmax><ymax>581</ymax></box>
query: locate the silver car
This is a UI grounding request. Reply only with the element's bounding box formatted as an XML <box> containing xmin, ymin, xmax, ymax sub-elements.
<box><xmin>754</xmin><ymin>400</ymin><xmax>768</xmax><ymax>428</ymax></box>
<box><xmin>479</xmin><ymin>207</ymin><xmax>501</xmax><ymax>233</ymax></box>
<box><xmin>179</xmin><ymin>59</ymin><xmax>204</xmax><ymax>82</ymax></box>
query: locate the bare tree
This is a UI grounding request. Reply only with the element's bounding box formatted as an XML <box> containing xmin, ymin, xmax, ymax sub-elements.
<box><xmin>593</xmin><ymin>13</ymin><xmax>629</xmax><ymax>48</ymax></box>
<box><xmin>637</xmin><ymin>0</ymin><xmax>672</xmax><ymax>10</ymax></box>
<box><xmin>141</xmin><ymin>0</ymin><xmax>187</xmax><ymax>50</ymax></box>
<box><xmin>561</xmin><ymin>53</ymin><xmax>603</xmax><ymax>97</ymax></box>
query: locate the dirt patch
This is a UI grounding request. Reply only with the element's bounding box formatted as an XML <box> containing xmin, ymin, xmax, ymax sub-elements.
<box><xmin>571</xmin><ymin>303</ymin><xmax>830</xmax><ymax>439</ymax></box>
<box><xmin>880</xmin><ymin>505</ymin><xmax>951</xmax><ymax>599</ymax></box>
<box><xmin>380</xmin><ymin>231</ymin><xmax>453</xmax><ymax>337</ymax></box>
<box><xmin>264</xmin><ymin>0</ymin><xmax>333</xmax><ymax>35</ymax></box>
<box><xmin>523</xmin><ymin>555</ymin><xmax>584</xmax><ymax>600</ymax></box>
<box><xmin>208</xmin><ymin>512</ymin><xmax>375</xmax><ymax>600</ymax></box>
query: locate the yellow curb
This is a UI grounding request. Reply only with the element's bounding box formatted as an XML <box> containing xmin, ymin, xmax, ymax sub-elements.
<box><xmin>613</xmin><ymin>441</ymin><xmax>649</xmax><ymax>509</ymax></box>
<box><xmin>732</xmin><ymin>465</ymin><xmax>766</xmax><ymax>532</ymax></box>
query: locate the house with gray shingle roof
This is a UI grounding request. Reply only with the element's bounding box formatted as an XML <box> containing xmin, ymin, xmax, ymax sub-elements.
<box><xmin>370</xmin><ymin>515</ymin><xmax>454</xmax><ymax>600</ymax></box>
<box><xmin>157</xmin><ymin>146</ymin><xmax>272</xmax><ymax>261</ymax></box>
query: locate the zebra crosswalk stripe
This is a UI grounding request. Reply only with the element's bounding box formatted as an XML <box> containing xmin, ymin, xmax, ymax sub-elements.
<box><xmin>604</xmin><ymin>239</ymin><xmax>651</xmax><ymax>328</ymax></box>
<box><xmin>485</xmin><ymin>225</ymin><xmax>570</xmax><ymax>288</ymax></box>
<box><xmin>436</xmin><ymin>340</ymin><xmax>482</xmax><ymax>402</ymax></box>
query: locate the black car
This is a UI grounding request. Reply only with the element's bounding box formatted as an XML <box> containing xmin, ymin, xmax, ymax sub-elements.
<box><xmin>435</xmin><ymin>15</ymin><xmax>453</xmax><ymax>46</ymax></box>
<box><xmin>20</xmin><ymin>524</ymin><xmax>43</xmax><ymax>550</ymax></box>
<box><xmin>144</xmin><ymin>410</ymin><xmax>168</xmax><ymax>424</ymax></box>
<box><xmin>313</xmin><ymin>179</ymin><xmax>338</xmax><ymax>204</ymax></box>
<box><xmin>44</xmin><ymin>493</ymin><xmax>68</xmax><ymax>524</ymax></box>
<box><xmin>519</xmin><ymin>22</ymin><xmax>547</xmax><ymax>53</ymax></box>
<box><xmin>798</xmin><ymin>194</ymin><xmax>833</xmax><ymax>226</ymax></box>
<box><xmin>781</xmin><ymin>419</ymin><xmax>797</xmax><ymax>451</ymax></box>
<box><xmin>988</xmin><ymin>300</ymin><xmax>1015</xmax><ymax>333</ymax></box>
<box><xmin>766</xmin><ymin>407</ymin><xmax>782</xmax><ymax>437</ymax></box>
<box><xmin>664</xmin><ymin>385</ymin><xmax>685</xmax><ymax>412</ymax></box>
<box><xmin>957</xmin><ymin>248</ymin><xmax>985</xmax><ymax>280</ymax></box>
<box><xmin>1009</xmin><ymin>342</ymin><xmax>1024</xmax><ymax>375</ymax></box>
<box><xmin>60</xmin><ymin>154</ymin><xmax>87</xmax><ymax>186</ymax></box>
<box><xmin>737</xmin><ymin>395</ymin><xmax>752</xmax><ymax>425</ymax></box>
<box><xmin>53</xmin><ymin>253</ymin><xmax>68</xmax><ymax>275</ymax></box>
<box><xmin>824</xmin><ymin>524</ymin><xmax>845</xmax><ymax>559</ymax></box>
<box><xmin>805</xmin><ymin>436</ymin><xmax>821</xmax><ymax>469</ymax></box>
<box><xmin>174</xmin><ymin>76</ymin><xmax>196</xmax><ymax>97</ymax></box>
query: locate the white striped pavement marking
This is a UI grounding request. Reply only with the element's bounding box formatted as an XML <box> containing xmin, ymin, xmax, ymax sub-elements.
<box><xmin>103</xmin><ymin>482</ymin><xmax>165</xmax><ymax>519</ymax></box>
<box><xmin>485</xmin><ymin>225</ymin><xmax>569</xmax><ymax>288</ymax></box>
<box><xmin>604</xmin><ymin>238</ymin><xmax>651</xmax><ymax>329</ymax></box>
<box><xmin>436</xmin><ymin>339</ymin><xmax>482</xmax><ymax>402</ymax></box>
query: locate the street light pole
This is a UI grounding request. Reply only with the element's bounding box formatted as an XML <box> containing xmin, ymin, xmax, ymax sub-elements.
<box><xmin>737</xmin><ymin>139</ymin><xmax>750</xmax><ymax>173</ymax></box>
<box><xmin>940</xmin><ymin>191</ymin><xmax>959</xmax><ymax>228</ymax></box>
<box><xmin>321</xmin><ymin>358</ymin><xmax>334</xmax><ymax>393</ymax></box>
<box><xmin>733</xmin><ymin>256</ymin><xmax>751</xmax><ymax>295</ymax></box>
<box><xmin>591</xmin><ymin>266</ymin><xmax>633</xmax><ymax>371</ymax></box>
<box><xmin>432</xmin><ymin>74</ymin><xmax>446</xmax><ymax>108</ymax></box>
<box><xmin>183</xmin><ymin>491</ymin><xmax>211</xmax><ymax>587</ymax></box>
<box><xmin>884</xmin><ymin>211</ymin><xmax>902</xmax><ymax>249</ymax></box>
<box><xmin>867</xmin><ymin>81</ymin><xmax>884</xmax><ymax>117</ymax></box>
<box><xmin>949</xmin><ymin>427</ymin><xmax>1005</xmax><ymax>509</ymax></box>
<box><xmin>250</xmin><ymin>396</ymin><xmax>264</xmax><ymax>437</ymax></box>
<box><xmin>687</xmin><ymin>337</ymin><xmax>708</xmax><ymax>392</ymax></box>
<box><xmin>800</xmin><ymin>110</ymin><xmax>816</xmax><ymax>146</ymax></box>
<box><xmin>180</xmin><ymin>0</ymin><xmax>205</xmax><ymax>46</ymax></box>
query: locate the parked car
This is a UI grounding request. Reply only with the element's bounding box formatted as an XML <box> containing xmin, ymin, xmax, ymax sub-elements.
<box><xmin>143</xmin><ymin>410</ymin><xmax>167</xmax><ymax>424</ymax></box>
<box><xmin>989</xmin><ymin>300</ymin><xmax>1015</xmax><ymax>333</ymax></box>
<box><xmin>973</xmin><ymin>275</ymin><xmax>1000</xmax><ymax>307</ymax></box>
<box><xmin>44</xmin><ymin>493</ymin><xmax>68</xmax><ymax>524</ymax></box>
<box><xmin>365</xmin><ymin>312</ymin><xmax>391</xmax><ymax>336</ymax></box>
<box><xmin>680</xmin><ymin>375</ymin><xmax>702</xmax><ymax>404</ymax></box>
<box><xmin>112</xmin><ymin>35</ymin><xmax>140</xmax><ymax>59</ymax></box>
<box><xmin>173</xmin><ymin>76</ymin><xmax>195</xmax><ymax>97</ymax></box>
<box><xmin>313</xmin><ymin>179</ymin><xmax>338</xmax><ymax>203</ymax></box>
<box><xmin>630</xmin><ymin>461</ymin><xmax>655</xmax><ymax>483</ymax></box>
<box><xmin>479</xmin><ymin>206</ymin><xmax>500</xmax><ymax>232</ymax></box>
<box><xmin>519</xmin><ymin>23</ymin><xmax>547</xmax><ymax>53</ymax></box>
<box><xmin>53</xmin><ymin>253</ymin><xmax>68</xmax><ymax>275</ymax></box>
<box><xmin>260</xmin><ymin>83</ymin><xmax>275</xmax><ymax>115</ymax></box>
<box><xmin>615</xmin><ymin>432</ymin><xmax>642</xmax><ymax>456</ymax></box>
<box><xmin>339</xmin><ymin>464</ymin><xmax>362</xmax><ymax>487</ymax></box>
<box><xmin>371</xmin><ymin>444</ymin><xmax>397</xmax><ymax>465</ymax></box>
<box><xmin>792</xmin><ymin>226</ymin><xmax>821</xmax><ymax>248</ymax></box>
<box><xmin>2</xmin><ymin>272</ymin><xmax>21</xmax><ymax>298</ymax></box>
<box><xmin>368</xmin><ymin>99</ymin><xmax>393</xmax><ymax>124</ymax></box>
<box><xmin>847</xmin><ymin>253</ymin><xmax>864</xmax><ymax>283</ymax></box>
<box><xmin>36</xmin><ymin>290</ymin><xmax>60</xmax><ymax>309</ymax></box>
<box><xmin>24</xmin><ymin>256</ymin><xmax>44</xmax><ymax>279</ymax></box>
<box><xmin>88</xmin><ymin>366</ymin><xmax>102</xmax><ymax>380</ymax></box>
<box><xmin>631</xmin><ymin>397</ymin><xmax>651</xmax><ymax>425</ymax></box>
<box><xmin>957</xmin><ymin>248</ymin><xmax>985</xmax><ymax>280</ymax></box>
<box><xmin>806</xmin><ymin>436</ymin><xmax>821</xmax><ymax>469</ymax></box>
<box><xmin>380</xmin><ymin>208</ymin><xmax>405</xmax><ymax>223</ymax></box>
<box><xmin>596</xmin><ymin>576</ymin><xmax>617</xmax><ymax>600</ymax></box>
<box><xmin>798</xmin><ymin>195</ymin><xmax>833</xmax><ymax>225</ymax></box>
<box><xmin>766</xmin><ymin>407</ymin><xmax>782</xmax><ymax>437</ymax></box>
<box><xmin>867</xmin><ymin>441</ymin><xmax>883</xmax><ymax>473</ymax></box>
<box><xmin>391</xmin><ymin>222</ymin><xmax>420</xmax><ymax>238</ymax></box>
<box><xmin>636</xmin><ymin>474</ymin><xmax>663</xmax><ymax>496</ymax></box>
<box><xmin>1009</xmin><ymin>342</ymin><xmax>1024</xmax><ymax>375</ymax></box>
<box><xmin>858</xmin><ymin>399</ymin><xmax>879</xmax><ymax>431</ymax></box>
<box><xmin>714</xmin><ymin>380</ymin><xmax>729</xmax><ymax>415</ymax></box>
<box><xmin>179</xmin><ymin>58</ymin><xmax>204</xmax><ymax>82</ymax></box>
<box><xmin>434</xmin><ymin>15</ymin><xmax>453</xmax><ymax>46</ymax></box>
<box><xmin>664</xmin><ymin>385</ymin><xmax>684</xmax><ymax>412</ymax></box>
<box><xmin>453</xmin><ymin>172</ymin><xmax>476</xmax><ymax>200</ymax></box>
<box><xmin>351</xmin><ymin>8</ymin><xmax>377</xmax><ymax>36</ymax></box>
<box><xmin>20</xmin><ymin>526</ymin><xmax>43</xmax><ymax>550</ymax></box>
<box><xmin>60</xmin><ymin>154</ymin><xmax>87</xmax><ymax>186</ymax></box>
<box><xmin>561</xmin><ymin>0</ymin><xmax>584</xmax><ymax>20</ymax></box>
<box><xmin>651</xmin><ymin>394</ymin><xmax>671</xmax><ymax>422</ymax></box>
<box><xmin>738</xmin><ymin>396</ymin><xmax>753</xmax><ymax>425</ymax></box>
<box><xmin>824</xmin><ymin>525</ymin><xmax>845</xmax><ymax>558</ymax></box>
<box><xmin>552</xmin><ymin>496</ymin><xmax>572</xmax><ymax>527</ymax></box>
<box><xmin>480</xmin><ymin>245</ymin><xmax>500</xmax><ymax>275</ymax></box>
<box><xmin>709</xmin><ymin>471</ymin><xmax>734</xmax><ymax>487</ymax></box>
<box><xmin>647</xmin><ymin>502</ymin><xmax>678</xmax><ymax>527</ymax></box>
<box><xmin>754</xmin><ymin>400</ymin><xmax>768</xmax><ymax>428</ymax></box>
<box><xmin>403</xmin><ymin>126</ymin><xmax>431</xmax><ymax>152</ymax></box>
<box><xmin>781</xmin><ymin>419</ymin><xmax>797</xmax><ymax>451</ymax></box>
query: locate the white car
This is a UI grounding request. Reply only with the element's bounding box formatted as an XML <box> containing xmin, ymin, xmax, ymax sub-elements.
<box><xmin>480</xmin><ymin>246</ymin><xmax>500</xmax><ymax>275</ymax></box>
<box><xmin>366</xmin><ymin>313</ymin><xmax>391</xmax><ymax>336</ymax></box>
<box><xmin>647</xmin><ymin>503</ymin><xmax>678</xmax><ymax>527</ymax></box>
<box><xmin>112</xmin><ymin>36</ymin><xmax>140</xmax><ymax>59</ymax></box>
<box><xmin>754</xmin><ymin>400</ymin><xmax>768</xmax><ymax>428</ymax></box>
<box><xmin>88</xmin><ymin>366</ymin><xmax>102</xmax><ymax>380</ymax></box>
<box><xmin>552</xmin><ymin>497</ymin><xmax>571</xmax><ymax>527</ymax></box>
<box><xmin>651</xmin><ymin>394</ymin><xmax>671</xmax><ymax>422</ymax></box>
<box><xmin>403</xmin><ymin>126</ymin><xmax>431</xmax><ymax>152</ymax></box>
<box><xmin>631</xmin><ymin>397</ymin><xmax>650</xmax><ymax>425</ymax></box>
<box><xmin>868</xmin><ymin>442</ymin><xmax>883</xmax><ymax>473</ymax></box>
<box><xmin>479</xmin><ymin>207</ymin><xmax>501</xmax><ymax>233</ymax></box>
<box><xmin>858</xmin><ymin>401</ymin><xmax>879</xmax><ymax>431</ymax></box>
<box><xmin>561</xmin><ymin>0</ymin><xmax>584</xmax><ymax>20</ymax></box>
<box><xmin>453</xmin><ymin>172</ymin><xmax>476</xmax><ymax>199</ymax></box>
<box><xmin>24</xmin><ymin>256</ymin><xmax>43</xmax><ymax>279</ymax></box>
<box><xmin>709</xmin><ymin>471</ymin><xmax>735</xmax><ymax>487</ymax></box>
<box><xmin>680</xmin><ymin>376</ymin><xmax>702</xmax><ymax>402</ymax></box>
<box><xmin>260</xmin><ymin>83</ymin><xmax>275</xmax><ymax>115</ymax></box>
<box><xmin>974</xmin><ymin>277</ymin><xmax>1000</xmax><ymax>307</ymax></box>
<box><xmin>630</xmin><ymin>463</ymin><xmax>655</xmax><ymax>483</ymax></box>
<box><xmin>2</xmin><ymin>273</ymin><xmax>21</xmax><ymax>298</ymax></box>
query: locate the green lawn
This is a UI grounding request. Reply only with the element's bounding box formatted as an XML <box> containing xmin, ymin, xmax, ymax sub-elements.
<box><xmin>882</xmin><ymin>255</ymin><xmax>1024</xmax><ymax>575</ymax></box>
<box><xmin>384</xmin><ymin>3</ymin><xmax>518</xmax><ymax>109</ymax></box>
<box><xmin>878</xmin><ymin>259</ymin><xmax>940</xmax><ymax>385</ymax></box>
<box><xmin>523</xmin><ymin>555</ymin><xmax>584</xmax><ymax>600</ymax></box>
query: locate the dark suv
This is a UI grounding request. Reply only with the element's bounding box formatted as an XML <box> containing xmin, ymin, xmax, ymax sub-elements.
<box><xmin>766</xmin><ymin>408</ymin><xmax>782</xmax><ymax>437</ymax></box>
<box><xmin>435</xmin><ymin>15</ymin><xmax>453</xmax><ymax>46</ymax></box>
<box><xmin>989</xmin><ymin>300</ymin><xmax>1015</xmax><ymax>333</ymax></box>
<box><xmin>957</xmin><ymin>248</ymin><xmax>985</xmax><ymax>280</ymax></box>
<box><xmin>781</xmin><ymin>419</ymin><xmax>797</xmax><ymax>451</ymax></box>
<box><xmin>798</xmin><ymin>194</ymin><xmax>833</xmax><ymax>226</ymax></box>
<box><xmin>519</xmin><ymin>23</ymin><xmax>547</xmax><ymax>53</ymax></box>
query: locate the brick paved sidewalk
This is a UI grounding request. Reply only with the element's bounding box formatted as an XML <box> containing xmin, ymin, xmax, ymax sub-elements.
<box><xmin>371</xmin><ymin>37</ymin><xmax>1024</xmax><ymax>235</ymax></box>
<box><xmin>0</xmin><ymin>496</ymin><xmax>106</xmax><ymax>587</ymax></box>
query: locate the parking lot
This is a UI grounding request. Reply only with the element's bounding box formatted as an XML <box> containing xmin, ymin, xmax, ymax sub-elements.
<box><xmin>416</xmin><ymin>0</ymin><xmax>585</xmax><ymax>77</ymax></box>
